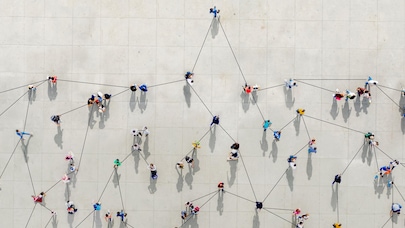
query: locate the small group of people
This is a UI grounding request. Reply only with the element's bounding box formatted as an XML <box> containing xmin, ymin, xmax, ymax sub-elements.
<box><xmin>66</xmin><ymin>200</ymin><xmax>78</xmax><ymax>214</ymax></box>
<box><xmin>47</xmin><ymin>75</ymin><xmax>58</xmax><ymax>85</ymax></box>
<box><xmin>285</xmin><ymin>78</ymin><xmax>298</xmax><ymax>89</ymax></box>
<box><xmin>379</xmin><ymin>159</ymin><xmax>400</xmax><ymax>178</ymax></box>
<box><xmin>131</xmin><ymin>126</ymin><xmax>150</xmax><ymax>138</ymax></box>
<box><xmin>334</xmin><ymin>76</ymin><xmax>377</xmax><ymax>102</ymax></box>
<box><xmin>243</xmin><ymin>83</ymin><xmax>260</xmax><ymax>94</ymax></box>
<box><xmin>308</xmin><ymin>138</ymin><xmax>317</xmax><ymax>153</ymax></box>
<box><xmin>181</xmin><ymin>201</ymin><xmax>200</xmax><ymax>221</ymax></box>
<box><xmin>130</xmin><ymin>83</ymin><xmax>148</xmax><ymax>92</ymax></box>
<box><xmin>87</xmin><ymin>91</ymin><xmax>111</xmax><ymax>113</ymax></box>
<box><xmin>32</xmin><ymin>192</ymin><xmax>46</xmax><ymax>203</ymax></box>
<box><xmin>364</xmin><ymin>132</ymin><xmax>379</xmax><ymax>147</ymax></box>
<box><xmin>292</xmin><ymin>208</ymin><xmax>309</xmax><ymax>228</ymax></box>
<box><xmin>65</xmin><ymin>151</ymin><xmax>77</xmax><ymax>173</ymax></box>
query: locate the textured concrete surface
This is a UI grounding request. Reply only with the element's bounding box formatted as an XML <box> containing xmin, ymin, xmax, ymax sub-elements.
<box><xmin>0</xmin><ymin>0</ymin><xmax>405</xmax><ymax>227</ymax></box>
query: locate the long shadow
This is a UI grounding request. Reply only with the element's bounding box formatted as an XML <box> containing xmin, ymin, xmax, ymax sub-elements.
<box><xmin>112</xmin><ymin>169</ymin><xmax>121</xmax><ymax>188</ymax></box>
<box><xmin>94</xmin><ymin>210</ymin><xmax>102</xmax><ymax>228</ymax></box>
<box><xmin>209</xmin><ymin>127</ymin><xmax>216</xmax><ymax>153</ymax></box>
<box><xmin>98</xmin><ymin>112</ymin><xmax>105</xmax><ymax>129</ymax></box>
<box><xmin>48</xmin><ymin>83</ymin><xmax>57</xmax><ymax>101</ymax></box>
<box><xmin>211</xmin><ymin>17</ymin><xmax>219</xmax><ymax>38</ymax></box>
<box><xmin>341</xmin><ymin>101</ymin><xmax>351</xmax><ymax>123</ymax></box>
<box><xmin>138</xmin><ymin>92</ymin><xmax>148</xmax><ymax>113</ymax></box>
<box><xmin>217</xmin><ymin>191</ymin><xmax>224</xmax><ymax>215</ymax></box>
<box><xmin>269</xmin><ymin>140</ymin><xmax>278</xmax><ymax>162</ymax></box>
<box><xmin>148</xmin><ymin>177</ymin><xmax>157</xmax><ymax>194</ymax></box>
<box><xmin>227</xmin><ymin>160</ymin><xmax>237</xmax><ymax>187</ymax></box>
<box><xmin>330</xmin><ymin>184</ymin><xmax>338</xmax><ymax>211</ymax></box>
<box><xmin>252</xmin><ymin>211</ymin><xmax>260</xmax><ymax>228</ymax></box>
<box><xmin>54</xmin><ymin>126</ymin><xmax>63</xmax><ymax>149</ymax></box>
<box><xmin>354</xmin><ymin>96</ymin><xmax>361</xmax><ymax>116</ymax></box>
<box><xmin>241</xmin><ymin>91</ymin><xmax>250</xmax><ymax>112</ymax></box>
<box><xmin>251</xmin><ymin>91</ymin><xmax>258</xmax><ymax>104</ymax></box>
<box><xmin>402</xmin><ymin>117</ymin><xmax>405</xmax><ymax>134</ymax></box>
<box><xmin>129</xmin><ymin>92</ymin><xmax>136</xmax><ymax>112</ymax></box>
<box><xmin>185</xmin><ymin>167</ymin><xmax>194</xmax><ymax>190</ymax></box>
<box><xmin>192</xmin><ymin>150</ymin><xmax>200</xmax><ymax>174</ymax></box>
<box><xmin>306</xmin><ymin>153</ymin><xmax>312</xmax><ymax>180</ymax></box>
<box><xmin>104</xmin><ymin>100</ymin><xmax>111</xmax><ymax>121</ymax></box>
<box><xmin>284</xmin><ymin>87</ymin><xmax>295</xmax><ymax>109</ymax></box>
<box><xmin>132</xmin><ymin>149</ymin><xmax>140</xmax><ymax>174</ymax></box>
<box><xmin>293</xmin><ymin>116</ymin><xmax>300</xmax><ymax>136</ymax></box>
<box><xmin>52</xmin><ymin>215</ymin><xmax>58</xmax><ymax>228</ymax></box>
<box><xmin>184</xmin><ymin>84</ymin><xmax>191</xmax><ymax>108</ymax></box>
<box><xmin>286</xmin><ymin>167</ymin><xmax>294</xmax><ymax>191</ymax></box>
<box><xmin>143</xmin><ymin>137</ymin><xmax>150</xmax><ymax>160</ymax></box>
<box><xmin>361</xmin><ymin>97</ymin><xmax>370</xmax><ymax>114</ymax></box>
<box><xmin>361</xmin><ymin>141</ymin><xmax>368</xmax><ymax>163</ymax></box>
<box><xmin>374</xmin><ymin>176</ymin><xmax>385</xmax><ymax>198</ymax></box>
<box><xmin>366</xmin><ymin>145</ymin><xmax>373</xmax><ymax>166</ymax></box>
<box><xmin>330</xmin><ymin>98</ymin><xmax>339</xmax><ymax>120</ymax></box>
<box><xmin>21</xmin><ymin>136</ymin><xmax>33</xmax><ymax>163</ymax></box>
<box><xmin>176</xmin><ymin>167</ymin><xmax>184</xmax><ymax>192</ymax></box>
<box><xmin>67</xmin><ymin>213</ymin><xmax>75</xmax><ymax>228</ymax></box>
<box><xmin>64</xmin><ymin>183</ymin><xmax>70</xmax><ymax>202</ymax></box>
<box><xmin>260</xmin><ymin>131</ymin><xmax>268</xmax><ymax>156</ymax></box>
<box><xmin>88</xmin><ymin>106</ymin><xmax>97</xmax><ymax>129</ymax></box>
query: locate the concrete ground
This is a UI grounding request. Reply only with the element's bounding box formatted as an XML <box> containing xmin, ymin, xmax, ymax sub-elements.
<box><xmin>0</xmin><ymin>0</ymin><xmax>405</xmax><ymax>227</ymax></box>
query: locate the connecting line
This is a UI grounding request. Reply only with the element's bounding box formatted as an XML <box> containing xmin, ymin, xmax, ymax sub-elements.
<box><xmin>126</xmin><ymin>223</ymin><xmax>135</xmax><ymax>228</ymax></box>
<box><xmin>263</xmin><ymin>207</ymin><xmax>294</xmax><ymax>211</ymax></box>
<box><xmin>114</xmin><ymin>169</ymin><xmax>126</xmax><ymax>211</ymax></box>
<box><xmin>294</xmin><ymin>78</ymin><xmax>364</xmax><ymax>81</ymax></box>
<box><xmin>189</xmin><ymin>85</ymin><xmax>214</xmax><ymax>116</ymax></box>
<box><xmin>374</xmin><ymin>147</ymin><xmax>395</xmax><ymax>161</ymax></box>
<box><xmin>225</xmin><ymin>191</ymin><xmax>256</xmax><ymax>203</ymax></box>
<box><xmin>74</xmin><ymin>210</ymin><xmax>95</xmax><ymax>228</ymax></box>
<box><xmin>380</xmin><ymin>215</ymin><xmax>391</xmax><ymax>228</ymax></box>
<box><xmin>25</xmin><ymin>160</ymin><xmax>36</xmax><ymax>196</ymax></box>
<box><xmin>181</xmin><ymin>191</ymin><xmax>219</xmax><ymax>228</ymax></box>
<box><xmin>191</xmin><ymin>17</ymin><xmax>214</xmax><ymax>72</ymax></box>
<box><xmin>44</xmin><ymin>213</ymin><xmax>56</xmax><ymax>228</ymax></box>
<box><xmin>58</xmin><ymin>79</ymin><xmax>128</xmax><ymax>88</ymax></box>
<box><xmin>76</xmin><ymin>105</ymin><xmax>94</xmax><ymax>172</ymax></box>
<box><xmin>262</xmin><ymin>169</ymin><xmax>288</xmax><ymax>203</ymax></box>
<box><xmin>24</xmin><ymin>203</ymin><xmax>37</xmax><ymax>228</ymax></box>
<box><xmin>393</xmin><ymin>184</ymin><xmax>405</xmax><ymax>202</ymax></box>
<box><xmin>294</xmin><ymin>80</ymin><xmax>335</xmax><ymax>93</ymax></box>
<box><xmin>0</xmin><ymin>140</ymin><xmax>20</xmax><ymax>179</ymax></box>
<box><xmin>97</xmin><ymin>169</ymin><xmax>115</xmax><ymax>202</ymax></box>
<box><xmin>305</xmin><ymin>115</ymin><xmax>365</xmax><ymax>134</ymax></box>
<box><xmin>0</xmin><ymin>90</ymin><xmax>29</xmax><ymax>117</ymax></box>
<box><xmin>59</xmin><ymin>104</ymin><xmax>88</xmax><ymax>116</ymax></box>
<box><xmin>378</xmin><ymin>84</ymin><xmax>404</xmax><ymax>92</ymax></box>
<box><xmin>43</xmin><ymin>170</ymin><xmax>77</xmax><ymax>193</ymax></box>
<box><xmin>218</xmin><ymin>20</ymin><xmax>247</xmax><ymax>84</ymax></box>
<box><xmin>279</xmin><ymin>116</ymin><xmax>297</xmax><ymax>131</ymax></box>
<box><xmin>256</xmin><ymin>84</ymin><xmax>284</xmax><ymax>92</ymax></box>
<box><xmin>181</xmin><ymin>128</ymin><xmax>211</xmax><ymax>161</ymax></box>
<box><xmin>376</xmin><ymin>85</ymin><xmax>402</xmax><ymax>109</ymax></box>
<box><xmin>238</xmin><ymin>151</ymin><xmax>258</xmax><ymax>202</ymax></box>
<box><xmin>250</xmin><ymin>92</ymin><xmax>266</xmax><ymax>120</ymax></box>
<box><xmin>262</xmin><ymin>208</ymin><xmax>295</xmax><ymax>225</ymax></box>
<box><xmin>301</xmin><ymin>116</ymin><xmax>311</xmax><ymax>140</ymax></box>
<box><xmin>148</xmin><ymin>79</ymin><xmax>184</xmax><ymax>88</ymax></box>
<box><xmin>373</xmin><ymin>147</ymin><xmax>379</xmax><ymax>171</ymax></box>
<box><xmin>341</xmin><ymin>143</ymin><xmax>365</xmax><ymax>175</ymax></box>
<box><xmin>293</xmin><ymin>143</ymin><xmax>310</xmax><ymax>156</ymax></box>
<box><xmin>218</xmin><ymin>124</ymin><xmax>237</xmax><ymax>142</ymax></box>
<box><xmin>0</xmin><ymin>79</ymin><xmax>47</xmax><ymax>94</ymax></box>
<box><xmin>189</xmin><ymin>190</ymin><xmax>218</xmax><ymax>202</ymax></box>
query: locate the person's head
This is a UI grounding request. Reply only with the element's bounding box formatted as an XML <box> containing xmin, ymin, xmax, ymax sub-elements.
<box><xmin>150</xmin><ymin>163</ymin><xmax>154</xmax><ymax>167</ymax></box>
<box><xmin>16</xmin><ymin>129</ymin><xmax>19</xmax><ymax>132</ymax></box>
<box><xmin>311</xmin><ymin>138</ymin><xmax>316</xmax><ymax>142</ymax></box>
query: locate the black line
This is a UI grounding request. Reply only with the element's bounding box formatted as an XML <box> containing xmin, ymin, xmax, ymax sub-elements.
<box><xmin>181</xmin><ymin>191</ymin><xmax>219</xmax><ymax>227</ymax></box>
<box><xmin>256</xmin><ymin>84</ymin><xmax>284</xmax><ymax>92</ymax></box>
<box><xmin>148</xmin><ymin>79</ymin><xmax>184</xmax><ymax>88</ymax></box>
<box><xmin>378</xmin><ymin>84</ymin><xmax>404</xmax><ymax>92</ymax></box>
<box><xmin>250</xmin><ymin>92</ymin><xmax>266</xmax><ymax>120</ymax></box>
<box><xmin>238</xmin><ymin>151</ymin><xmax>258</xmax><ymax>202</ymax></box>
<box><xmin>189</xmin><ymin>85</ymin><xmax>214</xmax><ymax>116</ymax></box>
<box><xmin>0</xmin><ymin>79</ymin><xmax>46</xmax><ymax>94</ymax></box>
<box><xmin>376</xmin><ymin>85</ymin><xmax>402</xmax><ymax>109</ymax></box>
<box><xmin>373</xmin><ymin>147</ymin><xmax>379</xmax><ymax>172</ymax></box>
<box><xmin>58</xmin><ymin>79</ymin><xmax>128</xmax><ymax>88</ymax></box>
<box><xmin>24</xmin><ymin>203</ymin><xmax>37</xmax><ymax>228</ymax></box>
<box><xmin>305</xmin><ymin>115</ymin><xmax>365</xmax><ymax>134</ymax></box>
<box><xmin>374</xmin><ymin>147</ymin><xmax>395</xmax><ymax>163</ymax></box>
<box><xmin>189</xmin><ymin>190</ymin><xmax>218</xmax><ymax>202</ymax></box>
<box><xmin>59</xmin><ymin>104</ymin><xmax>88</xmax><ymax>116</ymax></box>
<box><xmin>0</xmin><ymin>140</ymin><xmax>21</xmax><ymax>179</ymax></box>
<box><xmin>44</xmin><ymin>180</ymin><xmax>63</xmax><ymax>194</ymax></box>
<box><xmin>25</xmin><ymin>161</ymin><xmax>36</xmax><ymax>196</ymax></box>
<box><xmin>262</xmin><ymin>169</ymin><xmax>288</xmax><ymax>203</ymax></box>
<box><xmin>279</xmin><ymin>116</ymin><xmax>296</xmax><ymax>131</ymax></box>
<box><xmin>294</xmin><ymin>80</ymin><xmax>335</xmax><ymax>93</ymax></box>
<box><xmin>263</xmin><ymin>207</ymin><xmax>293</xmax><ymax>211</ymax></box>
<box><xmin>301</xmin><ymin>116</ymin><xmax>311</xmax><ymax>140</ymax></box>
<box><xmin>76</xmin><ymin>105</ymin><xmax>94</xmax><ymax>171</ymax></box>
<box><xmin>97</xmin><ymin>169</ymin><xmax>115</xmax><ymax>202</ymax></box>
<box><xmin>294</xmin><ymin>78</ymin><xmax>364</xmax><ymax>81</ymax></box>
<box><xmin>393</xmin><ymin>184</ymin><xmax>405</xmax><ymax>202</ymax></box>
<box><xmin>293</xmin><ymin>143</ymin><xmax>310</xmax><ymax>156</ymax></box>
<box><xmin>74</xmin><ymin>210</ymin><xmax>95</xmax><ymax>228</ymax></box>
<box><xmin>336</xmin><ymin>185</ymin><xmax>339</xmax><ymax>222</ymax></box>
<box><xmin>44</xmin><ymin>213</ymin><xmax>55</xmax><ymax>228</ymax></box>
<box><xmin>225</xmin><ymin>191</ymin><xmax>256</xmax><ymax>203</ymax></box>
<box><xmin>180</xmin><ymin>128</ymin><xmax>211</xmax><ymax>161</ymax></box>
<box><xmin>380</xmin><ymin>215</ymin><xmax>391</xmax><ymax>228</ymax></box>
<box><xmin>115</xmin><ymin>169</ymin><xmax>126</xmax><ymax>211</ymax></box>
<box><xmin>262</xmin><ymin>208</ymin><xmax>295</xmax><ymax>225</ymax></box>
<box><xmin>341</xmin><ymin>143</ymin><xmax>365</xmax><ymax>175</ymax></box>
<box><xmin>0</xmin><ymin>90</ymin><xmax>29</xmax><ymax>117</ymax></box>
<box><xmin>191</xmin><ymin>18</ymin><xmax>214</xmax><ymax>72</ymax></box>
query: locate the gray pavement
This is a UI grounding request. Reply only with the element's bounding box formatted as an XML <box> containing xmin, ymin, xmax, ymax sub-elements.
<box><xmin>1</xmin><ymin>1</ymin><xmax>405</xmax><ymax>227</ymax></box>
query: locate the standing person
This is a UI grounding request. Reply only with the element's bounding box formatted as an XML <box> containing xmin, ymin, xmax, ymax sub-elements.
<box><xmin>363</xmin><ymin>90</ymin><xmax>371</xmax><ymax>103</ymax></box>
<box><xmin>293</xmin><ymin>208</ymin><xmax>301</xmax><ymax>218</ymax></box>
<box><xmin>47</xmin><ymin>75</ymin><xmax>57</xmax><ymax>84</ymax></box>
<box><xmin>227</xmin><ymin>148</ymin><xmax>239</xmax><ymax>161</ymax></box>
<box><xmin>210</xmin><ymin>115</ymin><xmax>220</xmax><ymax>126</ymax></box>
<box><xmin>285</xmin><ymin>78</ymin><xmax>298</xmax><ymax>89</ymax></box>
<box><xmin>132</xmin><ymin>143</ymin><xmax>142</xmax><ymax>152</ymax></box>
<box><xmin>139</xmin><ymin>84</ymin><xmax>148</xmax><ymax>92</ymax></box>
<box><xmin>192</xmin><ymin>140</ymin><xmax>201</xmax><ymax>149</ymax></box>
<box><xmin>16</xmin><ymin>129</ymin><xmax>32</xmax><ymax>139</ymax></box>
<box><xmin>113</xmin><ymin>159</ymin><xmax>122</xmax><ymax>169</ymax></box>
<box><xmin>181</xmin><ymin>210</ymin><xmax>187</xmax><ymax>220</ymax></box>
<box><xmin>333</xmin><ymin>223</ymin><xmax>342</xmax><ymax>228</ymax></box>
<box><xmin>191</xmin><ymin>206</ymin><xmax>200</xmax><ymax>215</ymax></box>
<box><xmin>104</xmin><ymin>93</ymin><xmax>112</xmax><ymax>100</ymax></box>
<box><xmin>69</xmin><ymin>163</ymin><xmax>77</xmax><ymax>172</ymax></box>
<box><xmin>356</xmin><ymin>87</ymin><xmax>366</xmax><ymax>96</ymax></box>
<box><xmin>65</xmin><ymin>151</ymin><xmax>74</xmax><ymax>162</ymax></box>
<box><xmin>98</xmin><ymin>105</ymin><xmax>106</xmax><ymax>113</ymax></box>
<box><xmin>28</xmin><ymin>84</ymin><xmax>37</xmax><ymax>91</ymax></box>
<box><xmin>50</xmin><ymin>115</ymin><xmax>61</xmax><ymax>125</ymax></box>
<box><xmin>66</xmin><ymin>201</ymin><xmax>78</xmax><ymax>214</ymax></box>
<box><xmin>243</xmin><ymin>83</ymin><xmax>252</xmax><ymax>94</ymax></box>
<box><xmin>369</xmin><ymin>140</ymin><xmax>379</xmax><ymax>147</ymax></box>
<box><xmin>142</xmin><ymin>126</ymin><xmax>150</xmax><ymax>137</ymax></box>
<box><xmin>116</xmin><ymin>210</ymin><xmax>127</xmax><ymax>221</ymax></box>
<box><xmin>185</xmin><ymin>72</ymin><xmax>194</xmax><ymax>85</ymax></box>
<box><xmin>263</xmin><ymin>120</ymin><xmax>272</xmax><ymax>131</ymax></box>
<box><xmin>332</xmin><ymin>174</ymin><xmax>342</xmax><ymax>185</ymax></box>
<box><xmin>217</xmin><ymin>182</ymin><xmax>224</xmax><ymax>192</ymax></box>
<box><xmin>176</xmin><ymin>161</ymin><xmax>184</xmax><ymax>169</ymax></box>
<box><xmin>273</xmin><ymin>131</ymin><xmax>281</xmax><ymax>141</ymax></box>
<box><xmin>230</xmin><ymin>142</ymin><xmax>240</xmax><ymax>150</ymax></box>
<box><xmin>345</xmin><ymin>89</ymin><xmax>356</xmax><ymax>101</ymax></box>
<box><xmin>105</xmin><ymin>210</ymin><xmax>113</xmax><ymax>223</ymax></box>
<box><xmin>209</xmin><ymin>6</ymin><xmax>220</xmax><ymax>18</ymax></box>
<box><xmin>296</xmin><ymin>109</ymin><xmax>305</xmax><ymax>116</ymax></box>
<box><xmin>365</xmin><ymin>76</ymin><xmax>378</xmax><ymax>88</ymax></box>
<box><xmin>288</xmin><ymin>155</ymin><xmax>297</xmax><ymax>169</ymax></box>
<box><xmin>256</xmin><ymin>202</ymin><xmax>263</xmax><ymax>211</ymax></box>
<box><xmin>379</xmin><ymin>165</ymin><xmax>391</xmax><ymax>177</ymax></box>
<box><xmin>148</xmin><ymin>163</ymin><xmax>158</xmax><ymax>179</ymax></box>
<box><xmin>130</xmin><ymin>84</ymin><xmax>137</xmax><ymax>92</ymax></box>
<box><xmin>61</xmin><ymin>174</ymin><xmax>70</xmax><ymax>183</ymax></box>
<box><xmin>333</xmin><ymin>89</ymin><xmax>344</xmax><ymax>100</ymax></box>
<box><xmin>131</xmin><ymin>128</ymin><xmax>142</xmax><ymax>137</ymax></box>
<box><xmin>93</xmin><ymin>202</ymin><xmax>101</xmax><ymax>211</ymax></box>
<box><xmin>389</xmin><ymin>160</ymin><xmax>400</xmax><ymax>170</ymax></box>
<box><xmin>32</xmin><ymin>192</ymin><xmax>46</xmax><ymax>203</ymax></box>
<box><xmin>391</xmin><ymin>203</ymin><xmax>402</xmax><ymax>215</ymax></box>
<box><xmin>185</xmin><ymin>156</ymin><xmax>194</xmax><ymax>167</ymax></box>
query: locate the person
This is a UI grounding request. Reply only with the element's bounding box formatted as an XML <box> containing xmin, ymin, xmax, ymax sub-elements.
<box><xmin>364</xmin><ymin>132</ymin><xmax>374</xmax><ymax>141</ymax></box>
<box><xmin>389</xmin><ymin>160</ymin><xmax>400</xmax><ymax>170</ymax></box>
<box><xmin>369</xmin><ymin>140</ymin><xmax>379</xmax><ymax>147</ymax></box>
<box><xmin>51</xmin><ymin>115</ymin><xmax>61</xmax><ymax>125</ymax></box>
<box><xmin>132</xmin><ymin>143</ymin><xmax>142</xmax><ymax>152</ymax></box>
<box><xmin>185</xmin><ymin>201</ymin><xmax>194</xmax><ymax>212</ymax></box>
<box><xmin>66</xmin><ymin>201</ymin><xmax>77</xmax><ymax>214</ymax></box>
<box><xmin>47</xmin><ymin>75</ymin><xmax>57</xmax><ymax>84</ymax></box>
<box><xmin>363</xmin><ymin>90</ymin><xmax>372</xmax><ymax>103</ymax></box>
<box><xmin>16</xmin><ymin>129</ymin><xmax>32</xmax><ymax>139</ymax></box>
<box><xmin>32</xmin><ymin>192</ymin><xmax>46</xmax><ymax>203</ymax></box>
<box><xmin>365</xmin><ymin>76</ymin><xmax>378</xmax><ymax>88</ymax></box>
<box><xmin>308</xmin><ymin>147</ymin><xmax>317</xmax><ymax>153</ymax></box>
<box><xmin>288</xmin><ymin>155</ymin><xmax>297</xmax><ymax>168</ymax></box>
<box><xmin>333</xmin><ymin>89</ymin><xmax>344</xmax><ymax>100</ymax></box>
<box><xmin>142</xmin><ymin>126</ymin><xmax>150</xmax><ymax>137</ymax></box>
<box><xmin>379</xmin><ymin>166</ymin><xmax>391</xmax><ymax>177</ymax></box>
<box><xmin>218</xmin><ymin>182</ymin><xmax>224</xmax><ymax>192</ymax></box>
<box><xmin>148</xmin><ymin>163</ymin><xmax>158</xmax><ymax>179</ymax></box>
<box><xmin>130</xmin><ymin>84</ymin><xmax>137</xmax><ymax>92</ymax></box>
<box><xmin>98</xmin><ymin>105</ymin><xmax>106</xmax><ymax>113</ymax></box>
<box><xmin>345</xmin><ymin>89</ymin><xmax>356</xmax><ymax>101</ymax></box>
<box><xmin>62</xmin><ymin>174</ymin><xmax>70</xmax><ymax>183</ymax></box>
<box><xmin>105</xmin><ymin>210</ymin><xmax>112</xmax><ymax>222</ymax></box>
<box><xmin>93</xmin><ymin>202</ymin><xmax>101</xmax><ymax>211</ymax></box>
<box><xmin>256</xmin><ymin>202</ymin><xmax>263</xmax><ymax>211</ymax></box>
<box><xmin>28</xmin><ymin>84</ymin><xmax>36</xmax><ymax>91</ymax></box>
<box><xmin>391</xmin><ymin>203</ymin><xmax>402</xmax><ymax>215</ymax></box>
<box><xmin>114</xmin><ymin>159</ymin><xmax>122</xmax><ymax>168</ymax></box>
<box><xmin>210</xmin><ymin>115</ymin><xmax>220</xmax><ymax>126</ymax></box>
<box><xmin>104</xmin><ymin>93</ymin><xmax>112</xmax><ymax>100</ymax></box>
<box><xmin>181</xmin><ymin>210</ymin><xmax>187</xmax><ymax>220</ymax></box>
<box><xmin>293</xmin><ymin>208</ymin><xmax>301</xmax><ymax>218</ymax></box>
<box><xmin>88</xmin><ymin>96</ymin><xmax>95</xmax><ymax>106</ymax></box>
<box><xmin>139</xmin><ymin>84</ymin><xmax>148</xmax><ymax>92</ymax></box>
<box><xmin>301</xmin><ymin>213</ymin><xmax>309</xmax><ymax>220</ymax></box>
<box><xmin>116</xmin><ymin>210</ymin><xmax>127</xmax><ymax>221</ymax></box>
<box><xmin>296</xmin><ymin>222</ymin><xmax>304</xmax><ymax>228</ymax></box>
<box><xmin>285</xmin><ymin>78</ymin><xmax>298</xmax><ymax>89</ymax></box>
<box><xmin>65</xmin><ymin>151</ymin><xmax>74</xmax><ymax>161</ymax></box>
<box><xmin>176</xmin><ymin>161</ymin><xmax>184</xmax><ymax>169</ymax></box>
<box><xmin>332</xmin><ymin>174</ymin><xmax>342</xmax><ymax>185</ymax></box>
<box><xmin>356</xmin><ymin>87</ymin><xmax>366</xmax><ymax>96</ymax></box>
<box><xmin>191</xmin><ymin>206</ymin><xmax>200</xmax><ymax>215</ymax></box>
<box><xmin>273</xmin><ymin>131</ymin><xmax>281</xmax><ymax>141</ymax></box>
<box><xmin>227</xmin><ymin>149</ymin><xmax>239</xmax><ymax>160</ymax></box>
<box><xmin>333</xmin><ymin>223</ymin><xmax>342</xmax><ymax>228</ymax></box>
<box><xmin>243</xmin><ymin>83</ymin><xmax>252</xmax><ymax>94</ymax></box>
<box><xmin>253</xmin><ymin>84</ymin><xmax>260</xmax><ymax>91</ymax></box>
<box><xmin>296</xmin><ymin>109</ymin><xmax>305</xmax><ymax>116</ymax></box>
<box><xmin>209</xmin><ymin>6</ymin><xmax>220</xmax><ymax>18</ymax></box>
<box><xmin>185</xmin><ymin>156</ymin><xmax>194</xmax><ymax>167</ymax></box>
<box><xmin>69</xmin><ymin>163</ymin><xmax>76</xmax><ymax>172</ymax></box>
<box><xmin>309</xmin><ymin>138</ymin><xmax>316</xmax><ymax>146</ymax></box>
<box><xmin>192</xmin><ymin>140</ymin><xmax>201</xmax><ymax>149</ymax></box>
<box><xmin>131</xmin><ymin>128</ymin><xmax>142</xmax><ymax>137</ymax></box>
<box><xmin>230</xmin><ymin>142</ymin><xmax>240</xmax><ymax>150</ymax></box>
<box><xmin>263</xmin><ymin>120</ymin><xmax>272</xmax><ymax>131</ymax></box>
<box><xmin>185</xmin><ymin>72</ymin><xmax>194</xmax><ymax>85</ymax></box>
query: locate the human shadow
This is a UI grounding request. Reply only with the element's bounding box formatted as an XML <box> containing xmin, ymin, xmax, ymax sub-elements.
<box><xmin>330</xmin><ymin>184</ymin><xmax>338</xmax><ymax>211</ymax></box>
<box><xmin>54</xmin><ymin>126</ymin><xmax>63</xmax><ymax>149</ymax></box>
<box><xmin>64</xmin><ymin>183</ymin><xmax>71</xmax><ymax>202</ymax></box>
<box><xmin>286</xmin><ymin>167</ymin><xmax>294</xmax><ymax>191</ymax></box>
<box><xmin>294</xmin><ymin>116</ymin><xmax>301</xmax><ymax>136</ymax></box>
<box><xmin>93</xmin><ymin>210</ymin><xmax>102</xmax><ymax>228</ymax></box>
<box><xmin>260</xmin><ymin>131</ymin><xmax>268</xmax><ymax>156</ymax></box>
<box><xmin>252</xmin><ymin>210</ymin><xmax>260</xmax><ymax>228</ymax></box>
<box><xmin>28</xmin><ymin>89</ymin><xmax>36</xmax><ymax>103</ymax></box>
<box><xmin>88</xmin><ymin>106</ymin><xmax>97</xmax><ymax>129</ymax></box>
<box><xmin>354</xmin><ymin>96</ymin><xmax>362</xmax><ymax>116</ymax></box>
<box><xmin>361</xmin><ymin>140</ymin><xmax>368</xmax><ymax>163</ymax></box>
<box><xmin>112</xmin><ymin>169</ymin><xmax>121</xmax><ymax>188</ymax></box>
<box><xmin>192</xmin><ymin>150</ymin><xmax>200</xmax><ymax>174</ymax></box>
<box><xmin>251</xmin><ymin>91</ymin><xmax>258</xmax><ymax>105</ymax></box>
<box><xmin>129</xmin><ymin>92</ymin><xmax>136</xmax><ymax>112</ymax></box>
<box><xmin>284</xmin><ymin>87</ymin><xmax>295</xmax><ymax>109</ymax></box>
<box><xmin>209</xmin><ymin>126</ymin><xmax>216</xmax><ymax>153</ymax></box>
<box><xmin>138</xmin><ymin>92</ymin><xmax>148</xmax><ymax>113</ymax></box>
<box><xmin>306</xmin><ymin>153</ymin><xmax>312</xmax><ymax>180</ymax></box>
<box><xmin>132</xmin><ymin>149</ymin><xmax>140</xmax><ymax>174</ymax></box>
<box><xmin>374</xmin><ymin>176</ymin><xmax>385</xmax><ymax>198</ymax></box>
<box><xmin>52</xmin><ymin>214</ymin><xmax>58</xmax><ymax>228</ymax></box>
<box><xmin>176</xmin><ymin>166</ymin><xmax>184</xmax><ymax>192</ymax></box>
<box><xmin>241</xmin><ymin>91</ymin><xmax>250</xmax><ymax>112</ymax></box>
<box><xmin>227</xmin><ymin>160</ymin><xmax>237</xmax><ymax>187</ymax></box>
<box><xmin>143</xmin><ymin>137</ymin><xmax>150</xmax><ymax>160</ymax></box>
<box><xmin>402</xmin><ymin>117</ymin><xmax>405</xmax><ymax>134</ymax></box>
<box><xmin>183</xmin><ymin>84</ymin><xmax>191</xmax><ymax>108</ymax></box>
<box><xmin>217</xmin><ymin>191</ymin><xmax>224</xmax><ymax>215</ymax></box>
<box><xmin>366</xmin><ymin>145</ymin><xmax>373</xmax><ymax>166</ymax></box>
<box><xmin>48</xmin><ymin>83</ymin><xmax>57</xmax><ymax>101</ymax></box>
<box><xmin>269</xmin><ymin>140</ymin><xmax>278</xmax><ymax>162</ymax></box>
<box><xmin>185</xmin><ymin>167</ymin><xmax>194</xmax><ymax>190</ymax></box>
<box><xmin>211</xmin><ymin>17</ymin><xmax>219</xmax><ymax>38</ymax></box>
<box><xmin>148</xmin><ymin>177</ymin><xmax>157</xmax><ymax>194</ymax></box>
<box><xmin>98</xmin><ymin>112</ymin><xmax>105</xmax><ymax>129</ymax></box>
<box><xmin>341</xmin><ymin>101</ymin><xmax>352</xmax><ymax>123</ymax></box>
<box><xmin>67</xmin><ymin>213</ymin><xmax>75</xmax><ymax>228</ymax></box>
<box><xmin>104</xmin><ymin>99</ymin><xmax>111</xmax><ymax>121</ymax></box>
<box><xmin>330</xmin><ymin>98</ymin><xmax>339</xmax><ymax>120</ymax></box>
<box><xmin>361</xmin><ymin>97</ymin><xmax>370</xmax><ymax>114</ymax></box>
<box><xmin>21</xmin><ymin>136</ymin><xmax>33</xmax><ymax>162</ymax></box>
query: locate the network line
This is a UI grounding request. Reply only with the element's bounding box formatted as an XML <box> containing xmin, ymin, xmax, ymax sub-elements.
<box><xmin>305</xmin><ymin>115</ymin><xmax>365</xmax><ymax>134</ymax></box>
<box><xmin>376</xmin><ymin>85</ymin><xmax>402</xmax><ymax>109</ymax></box>
<box><xmin>0</xmin><ymin>90</ymin><xmax>29</xmax><ymax>117</ymax></box>
<box><xmin>0</xmin><ymin>79</ymin><xmax>46</xmax><ymax>94</ymax></box>
<box><xmin>301</xmin><ymin>116</ymin><xmax>312</xmax><ymax>140</ymax></box>
<box><xmin>294</xmin><ymin>79</ymin><xmax>335</xmax><ymax>93</ymax></box>
<box><xmin>115</xmin><ymin>169</ymin><xmax>126</xmax><ymax>211</ymax></box>
<box><xmin>180</xmin><ymin>191</ymin><xmax>219</xmax><ymax>228</ymax></box>
<box><xmin>262</xmin><ymin>208</ymin><xmax>295</xmax><ymax>225</ymax></box>
<box><xmin>341</xmin><ymin>143</ymin><xmax>365</xmax><ymax>175</ymax></box>
<box><xmin>191</xmin><ymin>17</ymin><xmax>214</xmax><ymax>72</ymax></box>
<box><xmin>262</xmin><ymin>168</ymin><xmax>288</xmax><ymax>203</ymax></box>
<box><xmin>24</xmin><ymin>204</ymin><xmax>37</xmax><ymax>228</ymax></box>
